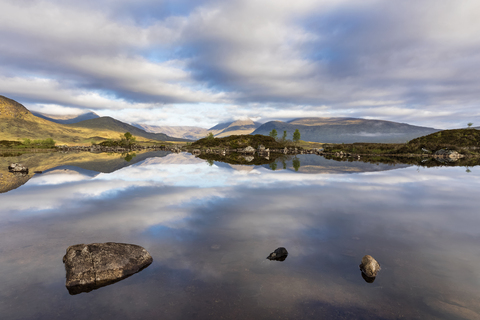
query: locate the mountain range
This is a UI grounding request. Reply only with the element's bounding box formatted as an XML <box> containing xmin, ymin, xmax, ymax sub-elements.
<box><xmin>132</xmin><ymin>119</ymin><xmax>262</xmax><ymax>139</ymax></box>
<box><xmin>1</xmin><ymin>95</ymin><xmax>442</xmax><ymax>144</ymax></box>
<box><xmin>251</xmin><ymin>118</ymin><xmax>440</xmax><ymax>143</ymax></box>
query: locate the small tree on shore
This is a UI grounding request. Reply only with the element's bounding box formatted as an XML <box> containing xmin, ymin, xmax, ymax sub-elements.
<box><xmin>282</xmin><ymin>130</ymin><xmax>287</xmax><ymax>142</ymax></box>
<box><xmin>120</xmin><ymin>132</ymin><xmax>136</xmax><ymax>148</ymax></box>
<box><xmin>206</xmin><ymin>132</ymin><xmax>215</xmax><ymax>140</ymax></box>
<box><xmin>293</xmin><ymin>129</ymin><xmax>301</xmax><ymax>145</ymax></box>
<box><xmin>269</xmin><ymin>129</ymin><xmax>278</xmax><ymax>139</ymax></box>
<box><xmin>468</xmin><ymin>122</ymin><xmax>473</xmax><ymax>128</ymax></box>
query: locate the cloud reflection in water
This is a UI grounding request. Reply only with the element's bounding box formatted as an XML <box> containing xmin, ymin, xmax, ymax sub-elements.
<box><xmin>0</xmin><ymin>153</ymin><xmax>480</xmax><ymax>319</ymax></box>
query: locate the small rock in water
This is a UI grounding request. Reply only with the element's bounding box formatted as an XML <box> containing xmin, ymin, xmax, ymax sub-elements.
<box><xmin>267</xmin><ymin>247</ymin><xmax>288</xmax><ymax>261</ymax></box>
<box><xmin>63</xmin><ymin>242</ymin><xmax>152</xmax><ymax>295</ymax></box>
<box><xmin>359</xmin><ymin>255</ymin><xmax>381</xmax><ymax>282</ymax></box>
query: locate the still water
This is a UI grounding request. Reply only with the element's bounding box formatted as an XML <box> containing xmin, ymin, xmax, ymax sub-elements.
<box><xmin>1</xmin><ymin>152</ymin><xmax>479</xmax><ymax>319</ymax></box>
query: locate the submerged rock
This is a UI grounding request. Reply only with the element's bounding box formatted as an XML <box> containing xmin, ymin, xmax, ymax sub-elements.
<box><xmin>359</xmin><ymin>255</ymin><xmax>380</xmax><ymax>281</ymax></box>
<box><xmin>267</xmin><ymin>247</ymin><xmax>288</xmax><ymax>261</ymax></box>
<box><xmin>63</xmin><ymin>242</ymin><xmax>153</xmax><ymax>295</ymax></box>
<box><xmin>8</xmin><ymin>163</ymin><xmax>28</xmax><ymax>173</ymax></box>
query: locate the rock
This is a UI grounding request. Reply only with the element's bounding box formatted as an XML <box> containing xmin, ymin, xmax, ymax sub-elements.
<box><xmin>267</xmin><ymin>247</ymin><xmax>288</xmax><ymax>261</ymax></box>
<box><xmin>359</xmin><ymin>255</ymin><xmax>380</xmax><ymax>280</ymax></box>
<box><xmin>192</xmin><ymin>149</ymin><xmax>201</xmax><ymax>155</ymax></box>
<box><xmin>63</xmin><ymin>242</ymin><xmax>153</xmax><ymax>295</ymax></box>
<box><xmin>8</xmin><ymin>163</ymin><xmax>28</xmax><ymax>173</ymax></box>
<box><xmin>257</xmin><ymin>145</ymin><xmax>266</xmax><ymax>152</ymax></box>
<box><xmin>244</xmin><ymin>156</ymin><xmax>254</xmax><ymax>162</ymax></box>
<box><xmin>243</xmin><ymin>146</ymin><xmax>255</xmax><ymax>154</ymax></box>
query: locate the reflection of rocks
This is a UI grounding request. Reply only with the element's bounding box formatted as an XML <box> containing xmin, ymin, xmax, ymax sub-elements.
<box><xmin>434</xmin><ymin>149</ymin><xmax>463</xmax><ymax>161</ymax></box>
<box><xmin>361</xmin><ymin>271</ymin><xmax>377</xmax><ymax>283</ymax></box>
<box><xmin>244</xmin><ymin>156</ymin><xmax>254</xmax><ymax>162</ymax></box>
<box><xmin>8</xmin><ymin>163</ymin><xmax>28</xmax><ymax>173</ymax></box>
<box><xmin>63</xmin><ymin>242</ymin><xmax>153</xmax><ymax>295</ymax></box>
<box><xmin>359</xmin><ymin>255</ymin><xmax>380</xmax><ymax>282</ymax></box>
<box><xmin>243</xmin><ymin>146</ymin><xmax>255</xmax><ymax>154</ymax></box>
<box><xmin>267</xmin><ymin>247</ymin><xmax>288</xmax><ymax>261</ymax></box>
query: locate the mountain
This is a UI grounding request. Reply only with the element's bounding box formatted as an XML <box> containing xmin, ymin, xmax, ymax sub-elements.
<box><xmin>209</xmin><ymin>119</ymin><xmax>262</xmax><ymax>137</ymax></box>
<box><xmin>31</xmin><ymin>110</ymin><xmax>100</xmax><ymax>124</ymax></box>
<box><xmin>251</xmin><ymin>117</ymin><xmax>440</xmax><ymax>143</ymax></box>
<box><xmin>131</xmin><ymin>118</ymin><xmax>262</xmax><ymax>139</ymax></box>
<box><xmin>132</xmin><ymin>123</ymin><xmax>208</xmax><ymax>140</ymax></box>
<box><xmin>68</xmin><ymin>117</ymin><xmax>189</xmax><ymax>142</ymax></box>
<box><xmin>0</xmin><ymin>95</ymin><xmax>187</xmax><ymax>144</ymax></box>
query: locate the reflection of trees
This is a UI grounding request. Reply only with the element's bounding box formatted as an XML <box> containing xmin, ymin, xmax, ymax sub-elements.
<box><xmin>206</xmin><ymin>159</ymin><xmax>214</xmax><ymax>166</ymax></box>
<box><xmin>123</xmin><ymin>153</ymin><xmax>137</xmax><ymax>162</ymax></box>
<box><xmin>293</xmin><ymin>157</ymin><xmax>300</xmax><ymax>172</ymax></box>
<box><xmin>282</xmin><ymin>159</ymin><xmax>287</xmax><ymax>170</ymax></box>
<box><xmin>269</xmin><ymin>162</ymin><xmax>277</xmax><ymax>171</ymax></box>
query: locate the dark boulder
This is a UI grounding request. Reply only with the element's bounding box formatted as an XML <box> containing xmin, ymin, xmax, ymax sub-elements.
<box><xmin>63</xmin><ymin>242</ymin><xmax>153</xmax><ymax>295</ymax></box>
<box><xmin>267</xmin><ymin>247</ymin><xmax>288</xmax><ymax>261</ymax></box>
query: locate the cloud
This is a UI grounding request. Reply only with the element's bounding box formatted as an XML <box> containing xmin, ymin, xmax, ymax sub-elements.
<box><xmin>0</xmin><ymin>0</ymin><xmax>479</xmax><ymax>128</ymax></box>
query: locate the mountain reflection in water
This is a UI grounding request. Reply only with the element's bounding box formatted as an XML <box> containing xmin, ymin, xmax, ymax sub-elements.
<box><xmin>0</xmin><ymin>152</ymin><xmax>480</xmax><ymax>319</ymax></box>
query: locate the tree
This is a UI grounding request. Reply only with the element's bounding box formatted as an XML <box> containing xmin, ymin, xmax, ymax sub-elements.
<box><xmin>293</xmin><ymin>129</ymin><xmax>301</xmax><ymax>145</ymax></box>
<box><xmin>292</xmin><ymin>157</ymin><xmax>300</xmax><ymax>172</ymax></box>
<box><xmin>468</xmin><ymin>122</ymin><xmax>473</xmax><ymax>128</ymax></box>
<box><xmin>120</xmin><ymin>132</ymin><xmax>136</xmax><ymax>148</ymax></box>
<box><xmin>205</xmin><ymin>132</ymin><xmax>215</xmax><ymax>140</ymax></box>
<box><xmin>282</xmin><ymin>130</ymin><xmax>287</xmax><ymax>142</ymax></box>
<box><xmin>269</xmin><ymin>161</ymin><xmax>277</xmax><ymax>171</ymax></box>
<box><xmin>269</xmin><ymin>129</ymin><xmax>278</xmax><ymax>139</ymax></box>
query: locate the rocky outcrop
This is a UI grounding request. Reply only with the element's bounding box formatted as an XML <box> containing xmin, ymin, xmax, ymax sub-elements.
<box><xmin>63</xmin><ymin>242</ymin><xmax>153</xmax><ymax>295</ymax></box>
<box><xmin>267</xmin><ymin>247</ymin><xmax>288</xmax><ymax>261</ymax></box>
<box><xmin>8</xmin><ymin>163</ymin><xmax>28</xmax><ymax>173</ymax></box>
<box><xmin>359</xmin><ymin>255</ymin><xmax>380</xmax><ymax>282</ymax></box>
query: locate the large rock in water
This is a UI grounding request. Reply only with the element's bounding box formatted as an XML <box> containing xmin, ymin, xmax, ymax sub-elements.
<box><xmin>63</xmin><ymin>242</ymin><xmax>153</xmax><ymax>295</ymax></box>
<box><xmin>359</xmin><ymin>255</ymin><xmax>381</xmax><ymax>283</ymax></box>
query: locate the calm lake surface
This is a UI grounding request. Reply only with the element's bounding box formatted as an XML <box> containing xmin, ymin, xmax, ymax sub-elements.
<box><xmin>1</xmin><ymin>152</ymin><xmax>480</xmax><ymax>319</ymax></box>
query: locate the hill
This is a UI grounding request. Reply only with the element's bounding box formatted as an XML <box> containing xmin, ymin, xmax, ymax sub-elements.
<box><xmin>251</xmin><ymin>117</ymin><xmax>440</xmax><ymax>143</ymax></box>
<box><xmin>132</xmin><ymin>123</ymin><xmax>208</xmax><ymax>140</ymax></box>
<box><xmin>191</xmin><ymin>134</ymin><xmax>284</xmax><ymax>149</ymax></box>
<box><xmin>31</xmin><ymin>110</ymin><xmax>100</xmax><ymax>124</ymax></box>
<box><xmin>408</xmin><ymin>128</ymin><xmax>480</xmax><ymax>148</ymax></box>
<box><xmin>0</xmin><ymin>95</ymin><xmax>186</xmax><ymax>145</ymax></box>
<box><xmin>69</xmin><ymin>117</ymin><xmax>189</xmax><ymax>142</ymax></box>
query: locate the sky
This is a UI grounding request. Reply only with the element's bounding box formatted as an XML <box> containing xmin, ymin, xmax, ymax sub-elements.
<box><xmin>0</xmin><ymin>0</ymin><xmax>479</xmax><ymax>129</ymax></box>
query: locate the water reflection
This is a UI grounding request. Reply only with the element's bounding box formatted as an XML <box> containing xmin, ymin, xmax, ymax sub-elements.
<box><xmin>0</xmin><ymin>153</ymin><xmax>480</xmax><ymax>319</ymax></box>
